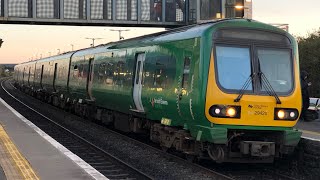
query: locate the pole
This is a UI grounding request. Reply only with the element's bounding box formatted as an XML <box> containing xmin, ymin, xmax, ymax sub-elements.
<box><xmin>85</xmin><ymin>38</ymin><xmax>103</xmax><ymax>47</ymax></box>
<box><xmin>0</xmin><ymin>38</ymin><xmax>3</xmax><ymax>48</ymax></box>
<box><xmin>110</xmin><ymin>29</ymin><xmax>130</xmax><ymax>40</ymax></box>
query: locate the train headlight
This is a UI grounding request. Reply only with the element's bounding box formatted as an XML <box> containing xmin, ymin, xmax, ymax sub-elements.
<box><xmin>274</xmin><ymin>108</ymin><xmax>299</xmax><ymax>121</ymax></box>
<box><xmin>215</xmin><ymin>108</ymin><xmax>221</xmax><ymax>115</ymax></box>
<box><xmin>226</xmin><ymin>107</ymin><xmax>236</xmax><ymax>117</ymax></box>
<box><xmin>209</xmin><ymin>105</ymin><xmax>241</xmax><ymax>119</ymax></box>
<box><xmin>277</xmin><ymin>110</ymin><xmax>285</xmax><ymax>119</ymax></box>
<box><xmin>289</xmin><ymin>112</ymin><xmax>296</xmax><ymax>118</ymax></box>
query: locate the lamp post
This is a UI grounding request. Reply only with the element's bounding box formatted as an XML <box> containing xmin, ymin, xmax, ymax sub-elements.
<box><xmin>0</xmin><ymin>38</ymin><xmax>3</xmax><ymax>48</ymax></box>
<box><xmin>85</xmin><ymin>38</ymin><xmax>103</xmax><ymax>47</ymax></box>
<box><xmin>234</xmin><ymin>5</ymin><xmax>250</xmax><ymax>19</ymax></box>
<box><xmin>57</xmin><ymin>49</ymin><xmax>61</xmax><ymax>55</ymax></box>
<box><xmin>110</xmin><ymin>29</ymin><xmax>130</xmax><ymax>41</ymax></box>
<box><xmin>70</xmin><ymin>44</ymin><xmax>74</xmax><ymax>51</ymax></box>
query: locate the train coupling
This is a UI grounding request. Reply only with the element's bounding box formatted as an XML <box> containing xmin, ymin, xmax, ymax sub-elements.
<box><xmin>240</xmin><ymin>141</ymin><xmax>275</xmax><ymax>157</ymax></box>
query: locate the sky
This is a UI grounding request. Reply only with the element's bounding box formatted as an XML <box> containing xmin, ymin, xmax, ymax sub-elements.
<box><xmin>1</xmin><ymin>0</ymin><xmax>320</xmax><ymax>64</ymax></box>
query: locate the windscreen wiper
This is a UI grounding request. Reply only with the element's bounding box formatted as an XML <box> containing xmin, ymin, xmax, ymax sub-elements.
<box><xmin>234</xmin><ymin>73</ymin><xmax>256</xmax><ymax>102</ymax></box>
<box><xmin>259</xmin><ymin>72</ymin><xmax>282</xmax><ymax>104</ymax></box>
<box><xmin>257</xmin><ymin>58</ymin><xmax>282</xmax><ymax>104</ymax></box>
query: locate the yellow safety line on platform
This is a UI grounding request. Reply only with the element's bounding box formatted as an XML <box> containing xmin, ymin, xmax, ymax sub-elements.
<box><xmin>0</xmin><ymin>126</ymin><xmax>39</xmax><ymax>180</ymax></box>
<box><xmin>301</xmin><ymin>129</ymin><xmax>320</xmax><ymax>136</ymax></box>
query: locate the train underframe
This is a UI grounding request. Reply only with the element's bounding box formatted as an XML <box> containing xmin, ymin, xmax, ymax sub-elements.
<box><xmin>16</xmin><ymin>84</ymin><xmax>298</xmax><ymax>163</ymax></box>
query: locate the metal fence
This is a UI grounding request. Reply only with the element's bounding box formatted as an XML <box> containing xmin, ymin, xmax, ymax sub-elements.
<box><xmin>0</xmin><ymin>0</ymin><xmax>185</xmax><ymax>22</ymax></box>
<box><xmin>37</xmin><ymin>0</ymin><xmax>57</xmax><ymax>18</ymax></box>
<box><xmin>8</xmin><ymin>0</ymin><xmax>30</xmax><ymax>17</ymax></box>
<box><xmin>91</xmin><ymin>0</ymin><xmax>112</xmax><ymax>20</ymax></box>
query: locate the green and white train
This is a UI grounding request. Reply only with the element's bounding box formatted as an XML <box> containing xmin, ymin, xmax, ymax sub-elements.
<box><xmin>14</xmin><ymin>19</ymin><xmax>302</xmax><ymax>163</ymax></box>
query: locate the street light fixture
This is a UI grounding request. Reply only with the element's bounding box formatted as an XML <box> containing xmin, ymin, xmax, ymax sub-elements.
<box><xmin>235</xmin><ymin>5</ymin><xmax>244</xmax><ymax>9</ymax></box>
<box><xmin>234</xmin><ymin>5</ymin><xmax>250</xmax><ymax>19</ymax></box>
<box><xmin>85</xmin><ymin>38</ymin><xmax>103</xmax><ymax>47</ymax></box>
<box><xmin>110</xmin><ymin>29</ymin><xmax>130</xmax><ymax>41</ymax></box>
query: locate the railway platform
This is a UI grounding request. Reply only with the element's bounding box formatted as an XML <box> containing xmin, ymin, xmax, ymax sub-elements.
<box><xmin>0</xmin><ymin>98</ymin><xmax>98</xmax><ymax>180</ymax></box>
<box><xmin>296</xmin><ymin>118</ymin><xmax>320</xmax><ymax>141</ymax></box>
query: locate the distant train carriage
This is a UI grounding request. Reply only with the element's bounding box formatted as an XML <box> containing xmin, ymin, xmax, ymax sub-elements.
<box><xmin>14</xmin><ymin>19</ymin><xmax>302</xmax><ymax>163</ymax></box>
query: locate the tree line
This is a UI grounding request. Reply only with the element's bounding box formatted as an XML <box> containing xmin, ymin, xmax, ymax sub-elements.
<box><xmin>298</xmin><ymin>29</ymin><xmax>320</xmax><ymax>97</ymax></box>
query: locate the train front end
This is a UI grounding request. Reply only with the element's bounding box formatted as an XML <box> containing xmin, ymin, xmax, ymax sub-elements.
<box><xmin>202</xmin><ymin>20</ymin><xmax>302</xmax><ymax>163</ymax></box>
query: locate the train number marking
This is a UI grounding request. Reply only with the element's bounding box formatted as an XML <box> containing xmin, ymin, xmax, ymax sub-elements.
<box><xmin>254</xmin><ymin>111</ymin><xmax>268</xmax><ymax>116</ymax></box>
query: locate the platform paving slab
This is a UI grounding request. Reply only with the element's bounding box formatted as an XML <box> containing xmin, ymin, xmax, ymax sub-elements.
<box><xmin>0</xmin><ymin>100</ymin><xmax>95</xmax><ymax>180</ymax></box>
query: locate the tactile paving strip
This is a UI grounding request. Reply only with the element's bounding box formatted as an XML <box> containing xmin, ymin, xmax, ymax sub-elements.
<box><xmin>0</xmin><ymin>125</ymin><xmax>39</xmax><ymax>180</ymax></box>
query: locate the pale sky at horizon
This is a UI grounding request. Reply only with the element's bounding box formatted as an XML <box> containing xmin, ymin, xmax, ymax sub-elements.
<box><xmin>1</xmin><ymin>0</ymin><xmax>320</xmax><ymax>64</ymax></box>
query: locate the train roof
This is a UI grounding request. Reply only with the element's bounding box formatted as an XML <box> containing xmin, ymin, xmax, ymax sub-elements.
<box><xmin>100</xmin><ymin>18</ymin><xmax>289</xmax><ymax>49</ymax></box>
<box><xmin>17</xmin><ymin>19</ymin><xmax>290</xmax><ymax>65</ymax></box>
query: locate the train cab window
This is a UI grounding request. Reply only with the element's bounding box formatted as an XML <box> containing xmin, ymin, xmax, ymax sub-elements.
<box><xmin>257</xmin><ymin>48</ymin><xmax>293</xmax><ymax>93</ymax></box>
<box><xmin>182</xmin><ymin>57</ymin><xmax>191</xmax><ymax>89</ymax></box>
<box><xmin>216</xmin><ymin>46</ymin><xmax>252</xmax><ymax>91</ymax></box>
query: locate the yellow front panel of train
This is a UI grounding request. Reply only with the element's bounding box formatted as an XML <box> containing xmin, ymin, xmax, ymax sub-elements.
<box><xmin>205</xmin><ymin>52</ymin><xmax>302</xmax><ymax>127</ymax></box>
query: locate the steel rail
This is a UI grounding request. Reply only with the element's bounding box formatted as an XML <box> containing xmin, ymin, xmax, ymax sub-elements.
<box><xmin>0</xmin><ymin>78</ymin><xmax>153</xmax><ymax>180</ymax></box>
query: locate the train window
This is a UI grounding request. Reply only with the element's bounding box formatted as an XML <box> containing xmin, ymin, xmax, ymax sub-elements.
<box><xmin>182</xmin><ymin>57</ymin><xmax>191</xmax><ymax>89</ymax></box>
<box><xmin>74</xmin><ymin>65</ymin><xmax>78</xmax><ymax>70</ymax></box>
<box><xmin>99</xmin><ymin>63</ymin><xmax>106</xmax><ymax>74</ymax></box>
<box><xmin>154</xmin><ymin>68</ymin><xmax>165</xmax><ymax>87</ymax></box>
<box><xmin>257</xmin><ymin>48</ymin><xmax>293</xmax><ymax>93</ymax></box>
<box><xmin>216</xmin><ymin>46</ymin><xmax>252</xmax><ymax>90</ymax></box>
<box><xmin>98</xmin><ymin>63</ymin><xmax>106</xmax><ymax>82</ymax></box>
<box><xmin>104</xmin><ymin>62</ymin><xmax>114</xmax><ymax>85</ymax></box>
<box><xmin>79</xmin><ymin>64</ymin><xmax>84</xmax><ymax>78</ymax></box>
<box><xmin>116</xmin><ymin>61</ymin><xmax>125</xmax><ymax>85</ymax></box>
<box><xmin>143</xmin><ymin>54</ymin><xmax>176</xmax><ymax>89</ymax></box>
<box><xmin>136</xmin><ymin>61</ymin><xmax>141</xmax><ymax>84</ymax></box>
<box><xmin>153</xmin><ymin>58</ymin><xmax>167</xmax><ymax>88</ymax></box>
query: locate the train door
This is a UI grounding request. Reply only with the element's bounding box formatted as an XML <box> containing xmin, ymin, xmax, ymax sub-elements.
<box><xmin>177</xmin><ymin>56</ymin><xmax>191</xmax><ymax>118</ymax></box>
<box><xmin>133</xmin><ymin>53</ymin><xmax>145</xmax><ymax>112</ymax></box>
<box><xmin>53</xmin><ymin>63</ymin><xmax>58</xmax><ymax>91</ymax></box>
<box><xmin>28</xmin><ymin>67</ymin><xmax>31</xmax><ymax>86</ymax></box>
<box><xmin>86</xmin><ymin>57</ymin><xmax>94</xmax><ymax>100</ymax></box>
<box><xmin>22</xmin><ymin>67</ymin><xmax>25</xmax><ymax>85</ymax></box>
<box><xmin>40</xmin><ymin>65</ymin><xmax>44</xmax><ymax>89</ymax></box>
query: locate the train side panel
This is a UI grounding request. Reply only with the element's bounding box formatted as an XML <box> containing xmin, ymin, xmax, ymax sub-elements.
<box><xmin>41</xmin><ymin>60</ymin><xmax>55</xmax><ymax>93</ymax></box>
<box><xmin>52</xmin><ymin>55</ymin><xmax>72</xmax><ymax>95</ymax></box>
<box><xmin>91</xmin><ymin>50</ymin><xmax>134</xmax><ymax>113</ymax></box>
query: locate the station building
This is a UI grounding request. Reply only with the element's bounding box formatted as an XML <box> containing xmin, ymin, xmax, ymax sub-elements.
<box><xmin>190</xmin><ymin>0</ymin><xmax>253</xmax><ymax>23</ymax></box>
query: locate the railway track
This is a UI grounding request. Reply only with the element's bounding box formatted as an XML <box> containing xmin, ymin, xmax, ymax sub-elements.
<box><xmin>0</xmin><ymin>78</ymin><xmax>302</xmax><ymax>180</ymax></box>
<box><xmin>0</xmin><ymin>78</ymin><xmax>152</xmax><ymax>180</ymax></box>
<box><xmin>0</xmin><ymin>78</ymin><xmax>235</xmax><ymax>180</ymax></box>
